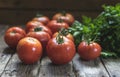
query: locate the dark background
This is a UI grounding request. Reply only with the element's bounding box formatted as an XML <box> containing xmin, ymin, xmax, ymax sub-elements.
<box><xmin>0</xmin><ymin>0</ymin><xmax>120</xmax><ymax>25</ymax></box>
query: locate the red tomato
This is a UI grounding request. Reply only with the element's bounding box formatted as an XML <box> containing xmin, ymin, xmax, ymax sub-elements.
<box><xmin>17</xmin><ymin>37</ymin><xmax>42</xmax><ymax>64</ymax></box>
<box><xmin>32</xmin><ymin>14</ymin><xmax>50</xmax><ymax>25</ymax></box>
<box><xmin>47</xmin><ymin>20</ymin><xmax>69</xmax><ymax>34</ymax></box>
<box><xmin>4</xmin><ymin>27</ymin><xmax>26</xmax><ymax>49</ymax></box>
<box><xmin>29</xmin><ymin>25</ymin><xmax>52</xmax><ymax>36</ymax></box>
<box><xmin>52</xmin><ymin>12</ymin><xmax>75</xmax><ymax>25</ymax></box>
<box><xmin>46</xmin><ymin>36</ymin><xmax>76</xmax><ymax>65</ymax></box>
<box><xmin>78</xmin><ymin>41</ymin><xmax>101</xmax><ymax>60</ymax></box>
<box><xmin>26</xmin><ymin>21</ymin><xmax>44</xmax><ymax>33</ymax></box>
<box><xmin>52</xmin><ymin>32</ymin><xmax>74</xmax><ymax>42</ymax></box>
<box><xmin>27</xmin><ymin>31</ymin><xmax>51</xmax><ymax>52</ymax></box>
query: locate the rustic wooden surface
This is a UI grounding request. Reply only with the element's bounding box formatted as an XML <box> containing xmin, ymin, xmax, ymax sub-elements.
<box><xmin>0</xmin><ymin>0</ymin><xmax>119</xmax><ymax>24</ymax></box>
<box><xmin>0</xmin><ymin>25</ymin><xmax>120</xmax><ymax>77</ymax></box>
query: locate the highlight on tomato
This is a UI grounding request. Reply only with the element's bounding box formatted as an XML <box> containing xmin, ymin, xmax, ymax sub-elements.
<box><xmin>46</xmin><ymin>30</ymin><xmax>76</xmax><ymax>65</ymax></box>
<box><xmin>17</xmin><ymin>37</ymin><xmax>42</xmax><ymax>64</ymax></box>
<box><xmin>29</xmin><ymin>25</ymin><xmax>52</xmax><ymax>37</ymax></box>
<box><xmin>52</xmin><ymin>28</ymin><xmax>74</xmax><ymax>42</ymax></box>
<box><xmin>77</xmin><ymin>41</ymin><xmax>101</xmax><ymax>60</ymax></box>
<box><xmin>47</xmin><ymin>19</ymin><xmax>69</xmax><ymax>34</ymax></box>
<box><xmin>52</xmin><ymin>11</ymin><xmax>75</xmax><ymax>26</ymax></box>
<box><xmin>4</xmin><ymin>26</ymin><xmax>26</xmax><ymax>49</ymax></box>
<box><xmin>25</xmin><ymin>20</ymin><xmax>44</xmax><ymax>33</ymax></box>
<box><xmin>32</xmin><ymin>13</ymin><xmax>50</xmax><ymax>25</ymax></box>
<box><xmin>27</xmin><ymin>27</ymin><xmax>51</xmax><ymax>53</ymax></box>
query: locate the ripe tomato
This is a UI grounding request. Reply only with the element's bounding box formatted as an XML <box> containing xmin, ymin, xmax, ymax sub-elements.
<box><xmin>47</xmin><ymin>20</ymin><xmax>69</xmax><ymax>34</ymax></box>
<box><xmin>27</xmin><ymin>30</ymin><xmax>51</xmax><ymax>52</ymax></box>
<box><xmin>46</xmin><ymin>36</ymin><xmax>76</xmax><ymax>65</ymax></box>
<box><xmin>4</xmin><ymin>27</ymin><xmax>26</xmax><ymax>49</ymax></box>
<box><xmin>17</xmin><ymin>37</ymin><xmax>42</xmax><ymax>64</ymax></box>
<box><xmin>77</xmin><ymin>41</ymin><xmax>101</xmax><ymax>60</ymax></box>
<box><xmin>26</xmin><ymin>20</ymin><xmax>44</xmax><ymax>33</ymax></box>
<box><xmin>53</xmin><ymin>32</ymin><xmax>74</xmax><ymax>42</ymax></box>
<box><xmin>52</xmin><ymin>12</ymin><xmax>75</xmax><ymax>25</ymax></box>
<box><xmin>29</xmin><ymin>25</ymin><xmax>52</xmax><ymax>37</ymax></box>
<box><xmin>32</xmin><ymin>14</ymin><xmax>50</xmax><ymax>25</ymax></box>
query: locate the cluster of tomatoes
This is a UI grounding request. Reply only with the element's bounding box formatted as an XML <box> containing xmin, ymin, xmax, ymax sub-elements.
<box><xmin>4</xmin><ymin>12</ymin><xmax>101</xmax><ymax>65</ymax></box>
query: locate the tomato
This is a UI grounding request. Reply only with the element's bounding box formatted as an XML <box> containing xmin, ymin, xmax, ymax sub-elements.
<box><xmin>4</xmin><ymin>27</ymin><xmax>26</xmax><ymax>49</ymax></box>
<box><xmin>46</xmin><ymin>36</ymin><xmax>76</xmax><ymax>65</ymax></box>
<box><xmin>17</xmin><ymin>37</ymin><xmax>42</xmax><ymax>64</ymax></box>
<box><xmin>26</xmin><ymin>20</ymin><xmax>44</xmax><ymax>33</ymax></box>
<box><xmin>29</xmin><ymin>25</ymin><xmax>52</xmax><ymax>36</ymax></box>
<box><xmin>47</xmin><ymin>20</ymin><xmax>69</xmax><ymax>34</ymax></box>
<box><xmin>32</xmin><ymin>14</ymin><xmax>50</xmax><ymax>25</ymax></box>
<box><xmin>53</xmin><ymin>32</ymin><xmax>74</xmax><ymax>42</ymax></box>
<box><xmin>77</xmin><ymin>41</ymin><xmax>101</xmax><ymax>60</ymax></box>
<box><xmin>52</xmin><ymin>12</ymin><xmax>75</xmax><ymax>25</ymax></box>
<box><xmin>27</xmin><ymin>30</ymin><xmax>51</xmax><ymax>53</ymax></box>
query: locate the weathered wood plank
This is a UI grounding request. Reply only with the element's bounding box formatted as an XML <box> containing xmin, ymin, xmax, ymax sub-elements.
<box><xmin>0</xmin><ymin>10</ymin><xmax>100</xmax><ymax>25</ymax></box>
<box><xmin>0</xmin><ymin>0</ymin><xmax>119</xmax><ymax>24</ymax></box>
<box><xmin>73</xmin><ymin>54</ymin><xmax>109</xmax><ymax>77</ymax></box>
<box><xmin>1</xmin><ymin>54</ymin><xmax>41</xmax><ymax>77</ymax></box>
<box><xmin>39</xmin><ymin>56</ymin><xmax>75</xmax><ymax>77</ymax></box>
<box><xmin>0</xmin><ymin>0</ymin><xmax>119</xmax><ymax>10</ymax></box>
<box><xmin>102</xmin><ymin>58</ymin><xmax>120</xmax><ymax>77</ymax></box>
<box><xmin>0</xmin><ymin>26</ymin><xmax>13</xmax><ymax>76</ymax></box>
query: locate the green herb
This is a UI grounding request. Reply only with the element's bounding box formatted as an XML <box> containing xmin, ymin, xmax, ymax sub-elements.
<box><xmin>69</xmin><ymin>3</ymin><xmax>120</xmax><ymax>57</ymax></box>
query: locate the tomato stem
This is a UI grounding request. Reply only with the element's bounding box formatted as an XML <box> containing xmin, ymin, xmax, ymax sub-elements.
<box><xmin>56</xmin><ymin>31</ymin><xmax>64</xmax><ymax>44</ymax></box>
<box><xmin>57</xmin><ymin>18</ymin><xmax>64</xmax><ymax>23</ymax></box>
<box><xmin>34</xmin><ymin>27</ymin><xmax>43</xmax><ymax>32</ymax></box>
<box><xmin>60</xmin><ymin>28</ymin><xmax>69</xmax><ymax>36</ymax></box>
<box><xmin>61</xmin><ymin>11</ymin><xmax>66</xmax><ymax>16</ymax></box>
<box><xmin>11</xmin><ymin>31</ymin><xmax>16</xmax><ymax>33</ymax></box>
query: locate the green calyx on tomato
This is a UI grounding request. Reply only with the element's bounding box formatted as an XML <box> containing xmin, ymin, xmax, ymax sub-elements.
<box><xmin>34</xmin><ymin>27</ymin><xmax>43</xmax><ymax>32</ymax></box>
<box><xmin>61</xmin><ymin>11</ymin><xmax>66</xmax><ymax>16</ymax></box>
<box><xmin>56</xmin><ymin>28</ymin><xmax>69</xmax><ymax>44</ymax></box>
<box><xmin>56</xmin><ymin>32</ymin><xmax>64</xmax><ymax>44</ymax></box>
<box><xmin>57</xmin><ymin>18</ymin><xmax>64</xmax><ymax>23</ymax></box>
<box><xmin>59</xmin><ymin>28</ymin><xmax>69</xmax><ymax>36</ymax></box>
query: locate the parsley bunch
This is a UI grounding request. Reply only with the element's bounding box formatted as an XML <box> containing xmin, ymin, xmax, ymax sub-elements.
<box><xmin>69</xmin><ymin>3</ymin><xmax>120</xmax><ymax>57</ymax></box>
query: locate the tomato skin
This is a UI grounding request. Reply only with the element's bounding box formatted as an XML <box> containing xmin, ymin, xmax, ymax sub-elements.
<box><xmin>46</xmin><ymin>37</ymin><xmax>76</xmax><ymax>64</ymax></box>
<box><xmin>52</xmin><ymin>32</ymin><xmax>74</xmax><ymax>42</ymax></box>
<box><xmin>27</xmin><ymin>31</ymin><xmax>51</xmax><ymax>51</ymax></box>
<box><xmin>52</xmin><ymin>13</ymin><xmax>74</xmax><ymax>25</ymax></box>
<box><xmin>29</xmin><ymin>25</ymin><xmax>52</xmax><ymax>37</ymax></box>
<box><xmin>47</xmin><ymin>20</ymin><xmax>69</xmax><ymax>34</ymax></box>
<box><xmin>17</xmin><ymin>37</ymin><xmax>42</xmax><ymax>64</ymax></box>
<box><xmin>4</xmin><ymin>27</ymin><xmax>26</xmax><ymax>49</ymax></box>
<box><xmin>26</xmin><ymin>21</ymin><xmax>44</xmax><ymax>33</ymax></box>
<box><xmin>32</xmin><ymin>16</ymin><xmax>50</xmax><ymax>25</ymax></box>
<box><xmin>77</xmin><ymin>41</ymin><xmax>101</xmax><ymax>60</ymax></box>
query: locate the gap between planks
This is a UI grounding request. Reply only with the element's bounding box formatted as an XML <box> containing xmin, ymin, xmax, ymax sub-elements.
<box><xmin>72</xmin><ymin>54</ymin><xmax>109</xmax><ymax>77</ymax></box>
<box><xmin>100</xmin><ymin>58</ymin><xmax>120</xmax><ymax>77</ymax></box>
<box><xmin>100</xmin><ymin>58</ymin><xmax>112</xmax><ymax>77</ymax></box>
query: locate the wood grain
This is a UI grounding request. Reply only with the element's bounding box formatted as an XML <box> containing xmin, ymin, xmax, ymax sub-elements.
<box><xmin>0</xmin><ymin>0</ymin><xmax>119</xmax><ymax>10</ymax></box>
<box><xmin>39</xmin><ymin>56</ymin><xmax>75</xmax><ymax>77</ymax></box>
<box><xmin>73</xmin><ymin>54</ymin><xmax>109</xmax><ymax>77</ymax></box>
<box><xmin>102</xmin><ymin>58</ymin><xmax>120</xmax><ymax>77</ymax></box>
<box><xmin>0</xmin><ymin>10</ymin><xmax>100</xmax><ymax>25</ymax></box>
<box><xmin>0</xmin><ymin>0</ymin><xmax>119</xmax><ymax>24</ymax></box>
<box><xmin>1</xmin><ymin>25</ymin><xmax>120</xmax><ymax>77</ymax></box>
<box><xmin>1</xmin><ymin>54</ymin><xmax>41</xmax><ymax>77</ymax></box>
<box><xmin>0</xmin><ymin>26</ymin><xmax>13</xmax><ymax>76</ymax></box>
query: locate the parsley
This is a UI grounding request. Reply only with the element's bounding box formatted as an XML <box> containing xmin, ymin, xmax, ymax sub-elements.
<box><xmin>69</xmin><ymin>3</ymin><xmax>120</xmax><ymax>57</ymax></box>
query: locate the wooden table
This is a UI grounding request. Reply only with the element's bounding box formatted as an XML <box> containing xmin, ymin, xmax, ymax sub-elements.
<box><xmin>0</xmin><ymin>25</ymin><xmax>120</xmax><ymax>77</ymax></box>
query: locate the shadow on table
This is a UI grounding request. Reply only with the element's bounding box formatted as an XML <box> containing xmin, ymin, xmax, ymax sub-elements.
<box><xmin>3</xmin><ymin>47</ymin><xmax>16</xmax><ymax>54</ymax></box>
